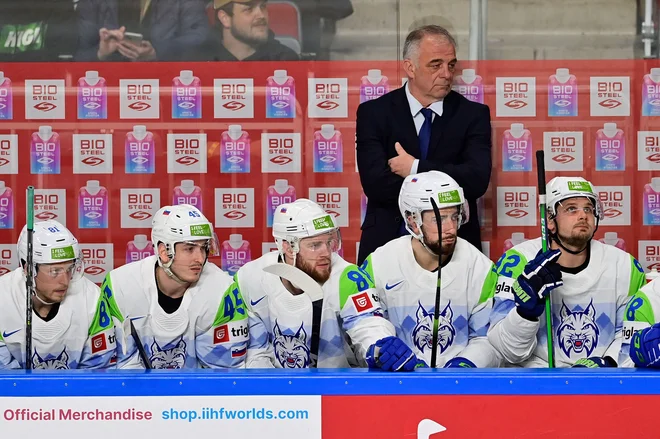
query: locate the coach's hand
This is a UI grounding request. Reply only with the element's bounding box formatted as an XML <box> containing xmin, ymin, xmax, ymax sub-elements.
<box><xmin>388</xmin><ymin>142</ymin><xmax>415</xmax><ymax>178</ymax></box>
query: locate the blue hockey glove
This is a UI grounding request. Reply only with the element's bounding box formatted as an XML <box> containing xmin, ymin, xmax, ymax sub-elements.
<box><xmin>572</xmin><ymin>356</ymin><xmax>617</xmax><ymax>368</ymax></box>
<box><xmin>513</xmin><ymin>249</ymin><xmax>563</xmax><ymax>320</ymax></box>
<box><xmin>444</xmin><ymin>357</ymin><xmax>477</xmax><ymax>368</ymax></box>
<box><xmin>366</xmin><ymin>336</ymin><xmax>423</xmax><ymax>371</ymax></box>
<box><xmin>630</xmin><ymin>323</ymin><xmax>660</xmax><ymax>368</ymax></box>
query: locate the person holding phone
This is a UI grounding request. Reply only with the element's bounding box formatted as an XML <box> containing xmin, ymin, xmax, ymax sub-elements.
<box><xmin>76</xmin><ymin>0</ymin><xmax>209</xmax><ymax>61</ymax></box>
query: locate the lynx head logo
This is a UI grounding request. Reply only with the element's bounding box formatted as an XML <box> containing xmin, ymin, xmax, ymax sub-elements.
<box><xmin>149</xmin><ymin>337</ymin><xmax>187</xmax><ymax>369</ymax></box>
<box><xmin>273</xmin><ymin>320</ymin><xmax>310</xmax><ymax>369</ymax></box>
<box><xmin>412</xmin><ymin>301</ymin><xmax>455</xmax><ymax>354</ymax></box>
<box><xmin>32</xmin><ymin>348</ymin><xmax>69</xmax><ymax>370</ymax></box>
<box><xmin>557</xmin><ymin>299</ymin><xmax>599</xmax><ymax>358</ymax></box>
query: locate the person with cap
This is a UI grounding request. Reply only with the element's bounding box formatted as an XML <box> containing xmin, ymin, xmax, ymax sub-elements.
<box><xmin>198</xmin><ymin>0</ymin><xmax>299</xmax><ymax>61</ymax></box>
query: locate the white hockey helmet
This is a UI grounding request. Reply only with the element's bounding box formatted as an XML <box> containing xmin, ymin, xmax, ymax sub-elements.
<box><xmin>17</xmin><ymin>220</ymin><xmax>83</xmax><ymax>280</ymax></box>
<box><xmin>546</xmin><ymin>176</ymin><xmax>602</xmax><ymax>219</ymax></box>
<box><xmin>398</xmin><ymin>171</ymin><xmax>469</xmax><ymax>238</ymax></box>
<box><xmin>151</xmin><ymin>204</ymin><xmax>215</xmax><ymax>260</ymax></box>
<box><xmin>272</xmin><ymin>198</ymin><xmax>341</xmax><ymax>255</ymax></box>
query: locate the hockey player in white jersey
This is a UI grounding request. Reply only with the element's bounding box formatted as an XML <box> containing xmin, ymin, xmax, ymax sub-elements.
<box><xmin>618</xmin><ymin>275</ymin><xmax>660</xmax><ymax>368</ymax></box>
<box><xmin>102</xmin><ymin>204</ymin><xmax>248</xmax><ymax>369</ymax></box>
<box><xmin>0</xmin><ymin>220</ymin><xmax>116</xmax><ymax>369</ymax></box>
<box><xmin>360</xmin><ymin>171</ymin><xmax>501</xmax><ymax>368</ymax></box>
<box><xmin>488</xmin><ymin>177</ymin><xmax>645</xmax><ymax>368</ymax></box>
<box><xmin>239</xmin><ymin>198</ymin><xmax>422</xmax><ymax>371</ymax></box>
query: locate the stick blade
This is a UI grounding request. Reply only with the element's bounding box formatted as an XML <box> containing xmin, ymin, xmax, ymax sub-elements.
<box><xmin>263</xmin><ymin>263</ymin><xmax>324</xmax><ymax>301</ymax></box>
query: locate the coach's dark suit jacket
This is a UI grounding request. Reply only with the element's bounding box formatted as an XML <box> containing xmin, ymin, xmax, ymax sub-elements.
<box><xmin>356</xmin><ymin>87</ymin><xmax>492</xmax><ymax>265</ymax></box>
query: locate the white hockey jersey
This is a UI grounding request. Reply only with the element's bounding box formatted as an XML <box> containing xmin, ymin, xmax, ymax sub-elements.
<box><xmin>488</xmin><ymin>238</ymin><xmax>645</xmax><ymax>368</ymax></box>
<box><xmin>102</xmin><ymin>255</ymin><xmax>248</xmax><ymax>369</ymax></box>
<box><xmin>619</xmin><ymin>277</ymin><xmax>660</xmax><ymax>367</ymax></box>
<box><xmin>238</xmin><ymin>251</ymin><xmax>395</xmax><ymax>368</ymax></box>
<box><xmin>361</xmin><ymin>236</ymin><xmax>501</xmax><ymax>368</ymax></box>
<box><xmin>0</xmin><ymin>268</ymin><xmax>116</xmax><ymax>369</ymax></box>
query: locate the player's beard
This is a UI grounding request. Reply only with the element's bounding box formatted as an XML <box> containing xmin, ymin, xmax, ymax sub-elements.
<box><xmin>230</xmin><ymin>20</ymin><xmax>269</xmax><ymax>47</ymax></box>
<box><xmin>557</xmin><ymin>224</ymin><xmax>593</xmax><ymax>249</ymax></box>
<box><xmin>422</xmin><ymin>228</ymin><xmax>456</xmax><ymax>257</ymax></box>
<box><xmin>296</xmin><ymin>255</ymin><xmax>331</xmax><ymax>284</ymax></box>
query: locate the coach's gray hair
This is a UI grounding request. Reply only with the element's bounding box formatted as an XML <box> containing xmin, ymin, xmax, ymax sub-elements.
<box><xmin>403</xmin><ymin>25</ymin><xmax>457</xmax><ymax>63</ymax></box>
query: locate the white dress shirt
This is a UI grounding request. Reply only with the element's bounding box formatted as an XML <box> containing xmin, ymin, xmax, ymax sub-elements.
<box><xmin>404</xmin><ymin>82</ymin><xmax>444</xmax><ymax>174</ymax></box>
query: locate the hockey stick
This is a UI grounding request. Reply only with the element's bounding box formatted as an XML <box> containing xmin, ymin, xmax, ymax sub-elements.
<box><xmin>429</xmin><ymin>197</ymin><xmax>443</xmax><ymax>368</ymax></box>
<box><xmin>263</xmin><ymin>263</ymin><xmax>324</xmax><ymax>365</ymax></box>
<box><xmin>129</xmin><ymin>319</ymin><xmax>152</xmax><ymax>369</ymax></box>
<box><xmin>263</xmin><ymin>263</ymin><xmax>324</xmax><ymax>301</ymax></box>
<box><xmin>536</xmin><ymin>150</ymin><xmax>555</xmax><ymax>368</ymax></box>
<box><xmin>25</xmin><ymin>186</ymin><xmax>35</xmax><ymax>370</ymax></box>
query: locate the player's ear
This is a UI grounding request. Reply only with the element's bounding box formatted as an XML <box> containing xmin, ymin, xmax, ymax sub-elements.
<box><xmin>282</xmin><ymin>240</ymin><xmax>295</xmax><ymax>258</ymax></box>
<box><xmin>546</xmin><ymin>214</ymin><xmax>557</xmax><ymax>234</ymax></box>
<box><xmin>157</xmin><ymin>242</ymin><xmax>170</xmax><ymax>263</ymax></box>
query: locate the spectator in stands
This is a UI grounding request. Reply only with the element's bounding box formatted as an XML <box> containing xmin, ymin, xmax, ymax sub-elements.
<box><xmin>0</xmin><ymin>0</ymin><xmax>77</xmax><ymax>62</ymax></box>
<box><xmin>204</xmin><ymin>0</ymin><xmax>299</xmax><ymax>61</ymax></box>
<box><xmin>76</xmin><ymin>0</ymin><xmax>209</xmax><ymax>61</ymax></box>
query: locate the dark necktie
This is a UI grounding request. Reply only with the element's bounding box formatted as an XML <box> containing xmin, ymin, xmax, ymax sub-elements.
<box><xmin>399</xmin><ymin>107</ymin><xmax>435</xmax><ymax>237</ymax></box>
<box><xmin>419</xmin><ymin>108</ymin><xmax>434</xmax><ymax>160</ymax></box>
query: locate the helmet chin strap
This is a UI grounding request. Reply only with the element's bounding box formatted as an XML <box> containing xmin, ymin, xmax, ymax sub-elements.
<box><xmin>413</xmin><ymin>221</ymin><xmax>440</xmax><ymax>258</ymax></box>
<box><xmin>158</xmin><ymin>255</ymin><xmax>188</xmax><ymax>285</ymax></box>
<box><xmin>32</xmin><ymin>291</ymin><xmax>58</xmax><ymax>306</ymax></box>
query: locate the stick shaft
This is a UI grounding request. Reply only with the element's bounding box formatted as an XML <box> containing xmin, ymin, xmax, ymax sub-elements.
<box><xmin>25</xmin><ymin>186</ymin><xmax>34</xmax><ymax>370</ymax></box>
<box><xmin>535</xmin><ymin>151</ymin><xmax>555</xmax><ymax>368</ymax></box>
<box><xmin>429</xmin><ymin>197</ymin><xmax>443</xmax><ymax>368</ymax></box>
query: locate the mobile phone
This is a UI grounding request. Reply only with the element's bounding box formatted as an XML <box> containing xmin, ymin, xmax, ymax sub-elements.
<box><xmin>124</xmin><ymin>32</ymin><xmax>143</xmax><ymax>44</ymax></box>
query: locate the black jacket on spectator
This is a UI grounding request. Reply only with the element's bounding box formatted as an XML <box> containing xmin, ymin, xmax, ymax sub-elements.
<box><xmin>191</xmin><ymin>31</ymin><xmax>299</xmax><ymax>61</ymax></box>
<box><xmin>76</xmin><ymin>0</ymin><xmax>209</xmax><ymax>61</ymax></box>
<box><xmin>0</xmin><ymin>0</ymin><xmax>77</xmax><ymax>61</ymax></box>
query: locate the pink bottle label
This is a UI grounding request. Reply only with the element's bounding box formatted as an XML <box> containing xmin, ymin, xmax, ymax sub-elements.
<box><xmin>359</xmin><ymin>76</ymin><xmax>389</xmax><ymax>103</ymax></box>
<box><xmin>313</xmin><ymin>130</ymin><xmax>343</xmax><ymax>173</ymax></box>
<box><xmin>79</xmin><ymin>186</ymin><xmax>108</xmax><ymax>228</ymax></box>
<box><xmin>173</xmin><ymin>186</ymin><xmax>203</xmax><ymax>211</ymax></box>
<box><xmin>266</xmin><ymin>76</ymin><xmax>295</xmax><ymax>118</ymax></box>
<box><xmin>221</xmin><ymin>241</ymin><xmax>251</xmax><ymax>276</ymax></box>
<box><xmin>125</xmin><ymin>132</ymin><xmax>155</xmax><ymax>173</ymax></box>
<box><xmin>30</xmin><ymin>132</ymin><xmax>60</xmax><ymax>174</ymax></box>
<box><xmin>595</xmin><ymin>129</ymin><xmax>625</xmax><ymax>171</ymax></box>
<box><xmin>126</xmin><ymin>241</ymin><xmax>154</xmax><ymax>263</ymax></box>
<box><xmin>644</xmin><ymin>184</ymin><xmax>660</xmax><ymax>225</ymax></box>
<box><xmin>548</xmin><ymin>74</ymin><xmax>578</xmax><ymax>117</ymax></box>
<box><xmin>643</xmin><ymin>75</ymin><xmax>660</xmax><ymax>117</ymax></box>
<box><xmin>0</xmin><ymin>187</ymin><xmax>14</xmax><ymax>229</ymax></box>
<box><xmin>220</xmin><ymin>131</ymin><xmax>250</xmax><ymax>173</ymax></box>
<box><xmin>502</xmin><ymin>130</ymin><xmax>532</xmax><ymax>171</ymax></box>
<box><xmin>77</xmin><ymin>77</ymin><xmax>107</xmax><ymax>119</ymax></box>
<box><xmin>266</xmin><ymin>185</ymin><xmax>296</xmax><ymax>227</ymax></box>
<box><xmin>172</xmin><ymin>77</ymin><xmax>202</xmax><ymax>119</ymax></box>
<box><xmin>0</xmin><ymin>78</ymin><xmax>13</xmax><ymax>120</ymax></box>
<box><xmin>453</xmin><ymin>76</ymin><xmax>484</xmax><ymax>104</ymax></box>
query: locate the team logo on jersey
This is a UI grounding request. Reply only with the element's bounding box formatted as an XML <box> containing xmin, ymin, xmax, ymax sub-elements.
<box><xmin>91</xmin><ymin>333</ymin><xmax>108</xmax><ymax>353</ymax></box>
<box><xmin>273</xmin><ymin>321</ymin><xmax>310</xmax><ymax>369</ymax></box>
<box><xmin>32</xmin><ymin>348</ymin><xmax>69</xmax><ymax>370</ymax></box>
<box><xmin>149</xmin><ymin>337</ymin><xmax>186</xmax><ymax>369</ymax></box>
<box><xmin>557</xmin><ymin>300</ymin><xmax>600</xmax><ymax>358</ymax></box>
<box><xmin>412</xmin><ymin>301</ymin><xmax>455</xmax><ymax>354</ymax></box>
